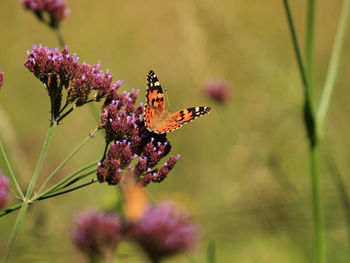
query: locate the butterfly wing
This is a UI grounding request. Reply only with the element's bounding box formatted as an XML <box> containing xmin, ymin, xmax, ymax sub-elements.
<box><xmin>154</xmin><ymin>106</ymin><xmax>211</xmax><ymax>134</ymax></box>
<box><xmin>144</xmin><ymin>70</ymin><xmax>166</xmax><ymax>131</ymax></box>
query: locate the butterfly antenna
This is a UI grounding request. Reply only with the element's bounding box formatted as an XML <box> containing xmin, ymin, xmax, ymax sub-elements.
<box><xmin>164</xmin><ymin>87</ymin><xmax>172</xmax><ymax>110</ymax></box>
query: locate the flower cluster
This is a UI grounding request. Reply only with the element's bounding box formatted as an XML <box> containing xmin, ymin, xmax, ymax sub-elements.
<box><xmin>97</xmin><ymin>88</ymin><xmax>180</xmax><ymax>186</ymax></box>
<box><xmin>72</xmin><ymin>210</ymin><xmax>122</xmax><ymax>260</ymax></box>
<box><xmin>203</xmin><ymin>79</ymin><xmax>232</xmax><ymax>104</ymax></box>
<box><xmin>128</xmin><ymin>201</ymin><xmax>198</xmax><ymax>262</ymax></box>
<box><xmin>20</xmin><ymin>0</ymin><xmax>69</xmax><ymax>27</ymax></box>
<box><xmin>24</xmin><ymin>45</ymin><xmax>115</xmax><ymax>121</ymax></box>
<box><xmin>72</xmin><ymin>202</ymin><xmax>197</xmax><ymax>262</ymax></box>
<box><xmin>0</xmin><ymin>71</ymin><xmax>3</xmax><ymax>89</ymax></box>
<box><xmin>0</xmin><ymin>175</ymin><xmax>10</xmax><ymax>210</ymax></box>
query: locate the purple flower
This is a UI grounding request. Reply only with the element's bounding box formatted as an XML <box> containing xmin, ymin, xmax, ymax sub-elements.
<box><xmin>98</xmin><ymin>88</ymin><xmax>180</xmax><ymax>186</ymax></box>
<box><xmin>20</xmin><ymin>0</ymin><xmax>69</xmax><ymax>27</ymax></box>
<box><xmin>128</xmin><ymin>201</ymin><xmax>198</xmax><ymax>262</ymax></box>
<box><xmin>203</xmin><ymin>79</ymin><xmax>232</xmax><ymax>104</ymax></box>
<box><xmin>72</xmin><ymin>210</ymin><xmax>122</xmax><ymax>260</ymax></box>
<box><xmin>0</xmin><ymin>71</ymin><xmax>3</xmax><ymax>90</ymax></box>
<box><xmin>0</xmin><ymin>175</ymin><xmax>10</xmax><ymax>210</ymax></box>
<box><xmin>24</xmin><ymin>45</ymin><xmax>116</xmax><ymax>122</ymax></box>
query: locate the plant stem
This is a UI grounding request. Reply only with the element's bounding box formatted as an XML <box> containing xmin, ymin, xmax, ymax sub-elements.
<box><xmin>305</xmin><ymin>0</ymin><xmax>316</xmax><ymax>102</ymax></box>
<box><xmin>37</xmin><ymin>179</ymin><xmax>98</xmax><ymax>200</ymax></box>
<box><xmin>36</xmin><ymin>128</ymin><xmax>98</xmax><ymax>195</ymax></box>
<box><xmin>3</xmin><ymin>203</ymin><xmax>29</xmax><ymax>262</ymax></box>
<box><xmin>317</xmin><ymin>0</ymin><xmax>350</xmax><ymax>135</ymax></box>
<box><xmin>0</xmin><ymin>140</ymin><xmax>24</xmax><ymax>199</ymax></box>
<box><xmin>35</xmin><ymin>161</ymin><xmax>97</xmax><ymax>199</ymax></box>
<box><xmin>26</xmin><ymin>124</ymin><xmax>55</xmax><ymax>200</ymax></box>
<box><xmin>88</xmin><ymin>103</ymin><xmax>100</xmax><ymax>122</ymax></box>
<box><xmin>51</xmin><ymin>169</ymin><xmax>97</xmax><ymax>192</ymax></box>
<box><xmin>282</xmin><ymin>1</ymin><xmax>323</xmax><ymax>262</ymax></box>
<box><xmin>0</xmin><ymin>203</ymin><xmax>22</xmax><ymax>218</ymax></box>
<box><xmin>55</xmin><ymin>26</ymin><xmax>66</xmax><ymax>48</ymax></box>
<box><xmin>310</xmin><ymin>145</ymin><xmax>323</xmax><ymax>263</ymax></box>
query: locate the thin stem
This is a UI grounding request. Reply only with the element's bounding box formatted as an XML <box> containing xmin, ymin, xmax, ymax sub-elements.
<box><xmin>317</xmin><ymin>0</ymin><xmax>350</xmax><ymax>135</ymax></box>
<box><xmin>88</xmin><ymin>103</ymin><xmax>100</xmax><ymax>122</ymax></box>
<box><xmin>36</xmin><ymin>128</ymin><xmax>98</xmax><ymax>195</ymax></box>
<box><xmin>0</xmin><ymin>203</ymin><xmax>22</xmax><ymax>218</ymax></box>
<box><xmin>3</xmin><ymin>203</ymin><xmax>29</xmax><ymax>262</ymax></box>
<box><xmin>25</xmin><ymin>124</ymin><xmax>55</xmax><ymax>200</ymax></box>
<box><xmin>55</xmin><ymin>26</ymin><xmax>66</xmax><ymax>48</ymax></box>
<box><xmin>282</xmin><ymin>1</ymin><xmax>323</xmax><ymax>262</ymax></box>
<box><xmin>51</xmin><ymin>169</ymin><xmax>97</xmax><ymax>192</ymax></box>
<box><xmin>282</xmin><ymin>0</ymin><xmax>317</xmax><ymax>146</ymax></box>
<box><xmin>0</xmin><ymin>140</ymin><xmax>24</xmax><ymax>199</ymax></box>
<box><xmin>35</xmin><ymin>161</ymin><xmax>97</xmax><ymax>199</ymax></box>
<box><xmin>305</xmin><ymin>0</ymin><xmax>316</xmax><ymax>102</ymax></box>
<box><xmin>57</xmin><ymin>104</ymin><xmax>76</xmax><ymax>123</ymax></box>
<box><xmin>282</xmin><ymin>0</ymin><xmax>309</xmax><ymax>95</ymax></box>
<box><xmin>310</xmin><ymin>145</ymin><xmax>323</xmax><ymax>263</ymax></box>
<box><xmin>38</xmin><ymin>179</ymin><xmax>97</xmax><ymax>200</ymax></box>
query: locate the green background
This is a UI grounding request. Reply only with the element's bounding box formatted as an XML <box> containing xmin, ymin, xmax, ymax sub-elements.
<box><xmin>1</xmin><ymin>0</ymin><xmax>350</xmax><ymax>262</ymax></box>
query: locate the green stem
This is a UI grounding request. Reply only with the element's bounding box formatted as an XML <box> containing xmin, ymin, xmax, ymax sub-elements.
<box><xmin>51</xmin><ymin>169</ymin><xmax>97</xmax><ymax>192</ymax></box>
<box><xmin>305</xmin><ymin>0</ymin><xmax>316</xmax><ymax>102</ymax></box>
<box><xmin>310</xmin><ymin>145</ymin><xmax>323</xmax><ymax>263</ymax></box>
<box><xmin>26</xmin><ymin>124</ymin><xmax>55</xmax><ymax>200</ymax></box>
<box><xmin>36</xmin><ymin>161</ymin><xmax>97</xmax><ymax>198</ymax></box>
<box><xmin>36</xmin><ymin>128</ymin><xmax>98</xmax><ymax>195</ymax></box>
<box><xmin>55</xmin><ymin>26</ymin><xmax>66</xmax><ymax>48</ymax></box>
<box><xmin>3</xmin><ymin>203</ymin><xmax>29</xmax><ymax>262</ymax></box>
<box><xmin>0</xmin><ymin>203</ymin><xmax>22</xmax><ymax>218</ymax></box>
<box><xmin>88</xmin><ymin>103</ymin><xmax>100</xmax><ymax>122</ymax></box>
<box><xmin>38</xmin><ymin>179</ymin><xmax>98</xmax><ymax>200</ymax></box>
<box><xmin>282</xmin><ymin>1</ymin><xmax>323</xmax><ymax>262</ymax></box>
<box><xmin>0</xmin><ymin>140</ymin><xmax>24</xmax><ymax>199</ymax></box>
<box><xmin>282</xmin><ymin>0</ymin><xmax>309</xmax><ymax>95</ymax></box>
<box><xmin>316</xmin><ymin>0</ymin><xmax>350</xmax><ymax>136</ymax></box>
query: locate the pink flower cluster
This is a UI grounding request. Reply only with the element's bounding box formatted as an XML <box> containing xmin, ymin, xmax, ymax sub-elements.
<box><xmin>97</xmin><ymin>88</ymin><xmax>180</xmax><ymax>186</ymax></box>
<box><xmin>0</xmin><ymin>175</ymin><xmax>10</xmax><ymax>210</ymax></box>
<box><xmin>129</xmin><ymin>201</ymin><xmax>197</xmax><ymax>262</ymax></box>
<box><xmin>24</xmin><ymin>45</ymin><xmax>115</xmax><ymax>121</ymax></box>
<box><xmin>20</xmin><ymin>0</ymin><xmax>69</xmax><ymax>27</ymax></box>
<box><xmin>203</xmin><ymin>79</ymin><xmax>232</xmax><ymax>104</ymax></box>
<box><xmin>72</xmin><ymin>202</ymin><xmax>197</xmax><ymax>262</ymax></box>
<box><xmin>0</xmin><ymin>71</ymin><xmax>3</xmax><ymax>89</ymax></box>
<box><xmin>72</xmin><ymin>210</ymin><xmax>122</xmax><ymax>259</ymax></box>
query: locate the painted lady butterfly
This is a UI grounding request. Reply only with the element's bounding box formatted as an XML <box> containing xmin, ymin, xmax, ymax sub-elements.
<box><xmin>144</xmin><ymin>70</ymin><xmax>211</xmax><ymax>134</ymax></box>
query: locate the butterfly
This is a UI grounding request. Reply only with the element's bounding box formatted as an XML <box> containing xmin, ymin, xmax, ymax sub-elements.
<box><xmin>144</xmin><ymin>70</ymin><xmax>211</xmax><ymax>134</ymax></box>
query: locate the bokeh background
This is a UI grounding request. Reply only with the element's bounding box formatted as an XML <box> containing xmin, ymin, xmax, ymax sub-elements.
<box><xmin>1</xmin><ymin>0</ymin><xmax>350</xmax><ymax>262</ymax></box>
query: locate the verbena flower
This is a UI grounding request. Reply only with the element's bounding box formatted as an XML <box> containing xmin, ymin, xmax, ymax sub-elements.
<box><xmin>0</xmin><ymin>175</ymin><xmax>10</xmax><ymax>210</ymax></box>
<box><xmin>0</xmin><ymin>71</ymin><xmax>3</xmax><ymax>89</ymax></box>
<box><xmin>20</xmin><ymin>0</ymin><xmax>69</xmax><ymax>28</ymax></box>
<box><xmin>24</xmin><ymin>45</ymin><xmax>115</xmax><ymax>122</ymax></box>
<box><xmin>72</xmin><ymin>210</ymin><xmax>122</xmax><ymax>260</ymax></box>
<box><xmin>128</xmin><ymin>201</ymin><xmax>198</xmax><ymax>262</ymax></box>
<box><xmin>97</xmin><ymin>88</ymin><xmax>180</xmax><ymax>186</ymax></box>
<box><xmin>203</xmin><ymin>79</ymin><xmax>232</xmax><ymax>104</ymax></box>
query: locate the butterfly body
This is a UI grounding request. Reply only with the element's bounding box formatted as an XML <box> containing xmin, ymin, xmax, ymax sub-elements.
<box><xmin>144</xmin><ymin>70</ymin><xmax>211</xmax><ymax>134</ymax></box>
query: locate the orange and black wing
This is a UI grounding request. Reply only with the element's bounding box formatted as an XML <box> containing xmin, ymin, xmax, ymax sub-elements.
<box><xmin>154</xmin><ymin>106</ymin><xmax>211</xmax><ymax>134</ymax></box>
<box><xmin>144</xmin><ymin>70</ymin><xmax>166</xmax><ymax>131</ymax></box>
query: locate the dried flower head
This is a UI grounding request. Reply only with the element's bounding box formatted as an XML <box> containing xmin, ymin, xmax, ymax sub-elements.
<box><xmin>72</xmin><ymin>210</ymin><xmax>122</xmax><ymax>260</ymax></box>
<box><xmin>0</xmin><ymin>175</ymin><xmax>10</xmax><ymax>210</ymax></box>
<box><xmin>128</xmin><ymin>201</ymin><xmax>198</xmax><ymax>262</ymax></box>
<box><xmin>20</xmin><ymin>0</ymin><xmax>69</xmax><ymax>27</ymax></box>
<box><xmin>0</xmin><ymin>71</ymin><xmax>3</xmax><ymax>90</ymax></box>
<box><xmin>97</xmin><ymin>87</ymin><xmax>180</xmax><ymax>186</ymax></box>
<box><xmin>24</xmin><ymin>45</ymin><xmax>115</xmax><ymax>122</ymax></box>
<box><xmin>203</xmin><ymin>79</ymin><xmax>232</xmax><ymax>104</ymax></box>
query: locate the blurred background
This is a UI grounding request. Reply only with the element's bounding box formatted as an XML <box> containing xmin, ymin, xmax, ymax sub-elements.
<box><xmin>1</xmin><ymin>0</ymin><xmax>350</xmax><ymax>262</ymax></box>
